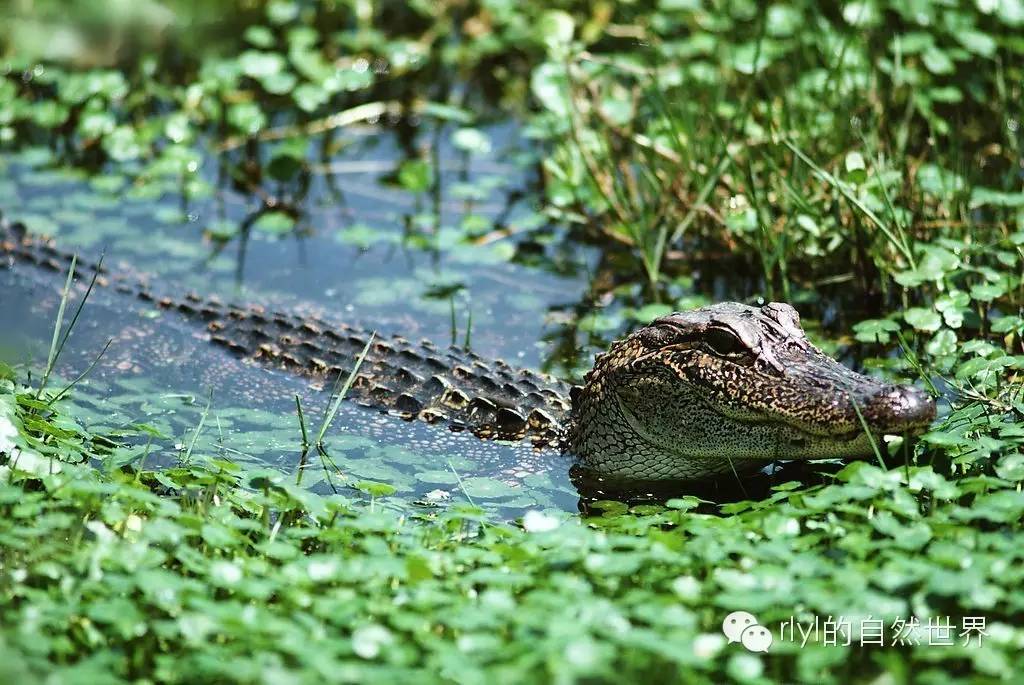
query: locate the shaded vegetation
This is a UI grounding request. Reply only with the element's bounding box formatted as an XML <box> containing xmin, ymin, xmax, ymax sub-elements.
<box><xmin>0</xmin><ymin>0</ymin><xmax>1023</xmax><ymax>682</ymax></box>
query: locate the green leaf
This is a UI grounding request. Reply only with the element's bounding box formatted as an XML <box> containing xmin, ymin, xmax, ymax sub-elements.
<box><xmin>538</xmin><ymin>11</ymin><xmax>575</xmax><ymax>54</ymax></box>
<box><xmin>458</xmin><ymin>477</ymin><xmax>519</xmax><ymax>499</ymax></box>
<box><xmin>844</xmin><ymin>151</ymin><xmax>867</xmax><ymax>184</ymax></box>
<box><xmin>925</xmin><ymin>328</ymin><xmax>957</xmax><ymax>357</ymax></box>
<box><xmin>531</xmin><ymin>62</ymin><xmax>570</xmax><ymax>117</ymax></box>
<box><xmin>995</xmin><ymin>453</ymin><xmax>1024</xmax><ymax>481</ymax></box>
<box><xmin>253</xmin><ymin>211</ymin><xmax>296</xmax><ymax>235</ymax></box>
<box><xmin>293</xmin><ymin>83</ymin><xmax>329</xmax><ymax>112</ymax></box>
<box><xmin>970</xmin><ymin>187</ymin><xmax>1024</xmax><ymax>208</ymax></box>
<box><xmin>260</xmin><ymin>71</ymin><xmax>298</xmax><ymax>95</ymax></box>
<box><xmin>103</xmin><ymin>126</ymin><xmax>142</xmax><ymax>162</ymax></box>
<box><xmin>244</xmin><ymin>26</ymin><xmax>276</xmax><ymax>48</ymax></box>
<box><xmin>227</xmin><ymin>102</ymin><xmax>267</xmax><ymax>135</ymax></box>
<box><xmin>452</xmin><ymin>128</ymin><xmax>492</xmax><ymax>155</ymax></box>
<box><xmin>632</xmin><ymin>303</ymin><xmax>674</xmax><ymax>323</ymax></box>
<box><xmin>853</xmin><ymin>318</ymin><xmax>900</xmax><ymax>344</ymax></box>
<box><xmin>335</xmin><ymin>223</ymin><xmax>395</xmax><ymax>249</ymax></box>
<box><xmin>904</xmin><ymin>308</ymin><xmax>941</xmax><ymax>332</ymax></box>
<box><xmin>78</xmin><ymin>111</ymin><xmax>116</xmax><ymax>139</ymax></box>
<box><xmin>766</xmin><ymin>5</ymin><xmax>802</xmax><ymax>36</ymax></box>
<box><xmin>239</xmin><ymin>51</ymin><xmax>286</xmax><ymax>79</ymax></box>
<box><xmin>922</xmin><ymin>47</ymin><xmax>954</xmax><ymax>74</ymax></box>
<box><xmin>30</xmin><ymin>101</ymin><xmax>70</xmax><ymax>128</ymax></box>
<box><xmin>267</xmin><ymin>0</ymin><xmax>300</xmax><ymax>24</ymax></box>
<box><xmin>970</xmin><ymin>282</ymin><xmax>1006</xmax><ymax>302</ymax></box>
<box><xmin>354</xmin><ymin>481</ymin><xmax>398</xmax><ymax>497</ymax></box>
<box><xmin>992</xmin><ymin>315</ymin><xmax>1023</xmax><ymax>334</ymax></box>
<box><xmin>164</xmin><ymin>113</ymin><xmax>192</xmax><ymax>144</ymax></box>
<box><xmin>935</xmin><ymin>291</ymin><xmax>969</xmax><ymax>328</ymax></box>
<box><xmin>205</xmin><ymin>220</ymin><xmax>239</xmax><ymax>241</ymax></box>
<box><xmin>397</xmin><ymin>159</ymin><xmax>433</xmax><ymax>193</ymax></box>
<box><xmin>957</xmin><ymin>30</ymin><xmax>997</xmax><ymax>57</ymax></box>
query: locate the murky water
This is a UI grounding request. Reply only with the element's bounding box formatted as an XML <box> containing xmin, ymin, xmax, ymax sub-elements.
<box><xmin>0</xmin><ymin>122</ymin><xmax>616</xmax><ymax>514</ymax></box>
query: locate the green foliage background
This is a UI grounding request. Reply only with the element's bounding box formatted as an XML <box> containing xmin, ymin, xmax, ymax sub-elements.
<box><xmin>0</xmin><ymin>0</ymin><xmax>1023</xmax><ymax>683</ymax></box>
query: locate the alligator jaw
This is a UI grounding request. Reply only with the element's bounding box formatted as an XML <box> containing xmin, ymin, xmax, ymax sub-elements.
<box><xmin>717</xmin><ymin>372</ymin><xmax>937</xmax><ymax>454</ymax></box>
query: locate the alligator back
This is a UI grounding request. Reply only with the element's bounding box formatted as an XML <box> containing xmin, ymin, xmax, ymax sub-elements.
<box><xmin>0</xmin><ymin>218</ymin><xmax>571</xmax><ymax>446</ymax></box>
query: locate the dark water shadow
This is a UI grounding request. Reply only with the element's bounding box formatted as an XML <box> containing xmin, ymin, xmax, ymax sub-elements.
<box><xmin>569</xmin><ymin>460</ymin><xmax>850</xmax><ymax>515</ymax></box>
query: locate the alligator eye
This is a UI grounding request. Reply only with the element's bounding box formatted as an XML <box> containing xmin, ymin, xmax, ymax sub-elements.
<box><xmin>704</xmin><ymin>328</ymin><xmax>747</xmax><ymax>357</ymax></box>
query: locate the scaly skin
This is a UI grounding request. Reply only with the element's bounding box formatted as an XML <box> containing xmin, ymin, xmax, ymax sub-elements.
<box><xmin>568</xmin><ymin>304</ymin><xmax>936</xmax><ymax>478</ymax></box>
<box><xmin>0</xmin><ymin>216</ymin><xmax>936</xmax><ymax>480</ymax></box>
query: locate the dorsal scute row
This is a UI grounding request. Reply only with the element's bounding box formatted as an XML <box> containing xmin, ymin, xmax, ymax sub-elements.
<box><xmin>191</xmin><ymin>299</ymin><xmax>571</xmax><ymax>445</ymax></box>
<box><xmin>1</xmin><ymin>221</ymin><xmax>570</xmax><ymax>446</ymax></box>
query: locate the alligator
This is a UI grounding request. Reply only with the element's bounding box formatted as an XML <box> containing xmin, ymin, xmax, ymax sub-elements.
<box><xmin>0</xmin><ymin>216</ymin><xmax>936</xmax><ymax>480</ymax></box>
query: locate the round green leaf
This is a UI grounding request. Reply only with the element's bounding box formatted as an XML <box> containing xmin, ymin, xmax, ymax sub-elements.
<box><xmin>904</xmin><ymin>308</ymin><xmax>941</xmax><ymax>332</ymax></box>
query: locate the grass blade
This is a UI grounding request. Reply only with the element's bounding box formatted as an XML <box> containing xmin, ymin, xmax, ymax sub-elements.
<box><xmin>783</xmin><ymin>140</ymin><xmax>916</xmax><ymax>267</ymax></box>
<box><xmin>295</xmin><ymin>393</ymin><xmax>309</xmax><ymax>452</ymax></box>
<box><xmin>316</xmin><ymin>333</ymin><xmax>375</xmax><ymax>447</ymax></box>
<box><xmin>36</xmin><ymin>253</ymin><xmax>106</xmax><ymax>399</ymax></box>
<box><xmin>182</xmin><ymin>390</ymin><xmax>213</xmax><ymax>466</ymax></box>
<box><xmin>37</xmin><ymin>255</ymin><xmax>77</xmax><ymax>399</ymax></box>
<box><xmin>47</xmin><ymin>338</ymin><xmax>113</xmax><ymax>406</ymax></box>
<box><xmin>851</xmin><ymin>399</ymin><xmax>887</xmax><ymax>471</ymax></box>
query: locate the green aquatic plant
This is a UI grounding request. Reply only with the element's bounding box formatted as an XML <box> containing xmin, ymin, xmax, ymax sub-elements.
<box><xmin>0</xmin><ymin>0</ymin><xmax>1023</xmax><ymax>681</ymax></box>
<box><xmin>531</xmin><ymin>1</ymin><xmax>1023</xmax><ymax>309</ymax></box>
<box><xmin>2</xmin><ymin>363</ymin><xmax>1024</xmax><ymax>682</ymax></box>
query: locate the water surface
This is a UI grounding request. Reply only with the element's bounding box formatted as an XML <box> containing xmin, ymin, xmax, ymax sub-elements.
<box><xmin>1</xmin><ymin>121</ymin><xmax>606</xmax><ymax>514</ymax></box>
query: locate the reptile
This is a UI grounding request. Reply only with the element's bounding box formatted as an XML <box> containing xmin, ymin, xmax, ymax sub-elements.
<box><xmin>0</xmin><ymin>215</ymin><xmax>936</xmax><ymax>480</ymax></box>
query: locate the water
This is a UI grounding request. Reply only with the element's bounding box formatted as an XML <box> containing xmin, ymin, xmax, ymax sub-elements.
<box><xmin>0</xmin><ymin>121</ymin><xmax>616</xmax><ymax>514</ymax></box>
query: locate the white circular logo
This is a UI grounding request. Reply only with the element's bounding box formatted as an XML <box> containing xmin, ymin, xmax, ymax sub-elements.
<box><xmin>740</xmin><ymin>624</ymin><xmax>773</xmax><ymax>653</ymax></box>
<box><xmin>722</xmin><ymin>611</ymin><xmax>772</xmax><ymax>652</ymax></box>
<box><xmin>722</xmin><ymin>611</ymin><xmax>758</xmax><ymax>644</ymax></box>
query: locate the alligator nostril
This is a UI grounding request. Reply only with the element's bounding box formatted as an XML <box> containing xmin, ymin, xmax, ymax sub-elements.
<box><xmin>864</xmin><ymin>386</ymin><xmax>936</xmax><ymax>432</ymax></box>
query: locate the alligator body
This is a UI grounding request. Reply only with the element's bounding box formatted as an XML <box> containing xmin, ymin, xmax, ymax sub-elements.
<box><xmin>0</xmin><ymin>220</ymin><xmax>571</xmax><ymax>446</ymax></box>
<box><xmin>1</xmin><ymin>217</ymin><xmax>937</xmax><ymax>480</ymax></box>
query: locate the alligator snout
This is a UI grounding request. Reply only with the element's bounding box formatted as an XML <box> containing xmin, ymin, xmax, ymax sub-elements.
<box><xmin>860</xmin><ymin>385</ymin><xmax>936</xmax><ymax>434</ymax></box>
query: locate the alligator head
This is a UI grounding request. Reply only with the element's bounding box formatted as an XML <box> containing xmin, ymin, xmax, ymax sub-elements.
<box><xmin>568</xmin><ymin>302</ymin><xmax>936</xmax><ymax>480</ymax></box>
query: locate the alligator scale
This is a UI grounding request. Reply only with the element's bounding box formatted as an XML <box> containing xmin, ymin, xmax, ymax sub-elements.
<box><xmin>1</xmin><ymin>217</ymin><xmax>937</xmax><ymax>480</ymax></box>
